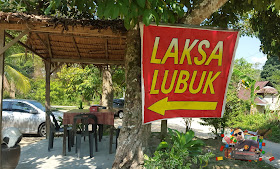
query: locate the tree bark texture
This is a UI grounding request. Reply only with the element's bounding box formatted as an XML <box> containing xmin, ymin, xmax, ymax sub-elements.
<box><xmin>112</xmin><ymin>25</ymin><xmax>151</xmax><ymax>169</ymax></box>
<box><xmin>101</xmin><ymin>66</ymin><xmax>113</xmax><ymax>109</ymax></box>
<box><xmin>184</xmin><ymin>0</ymin><xmax>228</xmax><ymax>25</ymax></box>
<box><xmin>112</xmin><ymin>0</ymin><xmax>229</xmax><ymax>168</ymax></box>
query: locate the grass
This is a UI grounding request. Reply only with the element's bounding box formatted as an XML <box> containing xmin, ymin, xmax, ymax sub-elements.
<box><xmin>147</xmin><ymin>132</ymin><xmax>276</xmax><ymax>169</ymax></box>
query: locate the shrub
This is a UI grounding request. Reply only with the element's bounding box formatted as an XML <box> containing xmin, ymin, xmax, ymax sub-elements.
<box><xmin>144</xmin><ymin>129</ymin><xmax>214</xmax><ymax>169</ymax></box>
<box><xmin>230</xmin><ymin>111</ymin><xmax>280</xmax><ymax>143</ymax></box>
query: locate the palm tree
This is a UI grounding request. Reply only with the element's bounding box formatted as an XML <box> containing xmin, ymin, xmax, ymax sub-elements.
<box><xmin>4</xmin><ymin>53</ymin><xmax>31</xmax><ymax>98</ymax></box>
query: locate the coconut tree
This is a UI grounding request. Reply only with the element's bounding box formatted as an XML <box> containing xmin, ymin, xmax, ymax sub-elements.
<box><xmin>4</xmin><ymin>53</ymin><xmax>31</xmax><ymax>98</ymax></box>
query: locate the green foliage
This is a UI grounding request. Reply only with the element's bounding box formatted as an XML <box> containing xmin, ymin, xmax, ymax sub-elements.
<box><xmin>16</xmin><ymin>78</ymin><xmax>74</xmax><ymax>105</ymax></box>
<box><xmin>57</xmin><ymin>65</ymin><xmax>102</xmax><ymax>104</ymax></box>
<box><xmin>250</xmin><ymin>6</ymin><xmax>280</xmax><ymax>58</ymax></box>
<box><xmin>144</xmin><ymin>129</ymin><xmax>214</xmax><ymax>169</ymax></box>
<box><xmin>260</xmin><ymin>56</ymin><xmax>280</xmax><ymax>90</ymax></box>
<box><xmin>203</xmin><ymin>1</ymin><xmax>280</xmax><ymax>59</ymax></box>
<box><xmin>111</xmin><ymin>66</ymin><xmax>125</xmax><ymax>98</ymax></box>
<box><xmin>200</xmin><ymin>58</ymin><xmax>258</xmax><ymax>137</ymax></box>
<box><xmin>230</xmin><ymin>110</ymin><xmax>280</xmax><ymax>143</ymax></box>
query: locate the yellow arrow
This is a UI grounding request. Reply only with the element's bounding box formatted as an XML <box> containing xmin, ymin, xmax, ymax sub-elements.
<box><xmin>147</xmin><ymin>97</ymin><xmax>218</xmax><ymax>115</ymax></box>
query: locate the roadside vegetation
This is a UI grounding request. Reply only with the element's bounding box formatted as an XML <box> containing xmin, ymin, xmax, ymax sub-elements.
<box><xmin>201</xmin><ymin>58</ymin><xmax>280</xmax><ymax>143</ymax></box>
<box><xmin>146</xmin><ymin>131</ymin><xmax>276</xmax><ymax>169</ymax></box>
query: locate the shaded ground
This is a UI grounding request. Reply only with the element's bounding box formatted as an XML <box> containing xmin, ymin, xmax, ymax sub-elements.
<box><xmin>19</xmin><ymin>134</ymin><xmax>45</xmax><ymax>147</ymax></box>
<box><xmin>16</xmin><ymin>136</ymin><xmax>116</xmax><ymax>169</ymax></box>
<box><xmin>18</xmin><ymin>118</ymin><xmax>278</xmax><ymax>169</ymax></box>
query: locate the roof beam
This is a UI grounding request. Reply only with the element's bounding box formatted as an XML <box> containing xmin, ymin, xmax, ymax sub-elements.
<box><xmin>35</xmin><ymin>33</ymin><xmax>48</xmax><ymax>49</ymax></box>
<box><xmin>46</xmin><ymin>34</ymin><xmax>53</xmax><ymax>58</ymax></box>
<box><xmin>50</xmin><ymin>62</ymin><xmax>64</xmax><ymax>74</ymax></box>
<box><xmin>0</xmin><ymin>23</ymin><xmax>126</xmax><ymax>38</ymax></box>
<box><xmin>72</xmin><ymin>36</ymin><xmax>81</xmax><ymax>58</ymax></box>
<box><xmin>0</xmin><ymin>29</ymin><xmax>29</xmax><ymax>55</ymax></box>
<box><xmin>105</xmin><ymin>39</ymin><xmax>109</xmax><ymax>60</ymax></box>
<box><xmin>4</xmin><ymin>32</ymin><xmax>46</xmax><ymax>60</ymax></box>
<box><xmin>51</xmin><ymin>58</ymin><xmax>124</xmax><ymax>65</ymax></box>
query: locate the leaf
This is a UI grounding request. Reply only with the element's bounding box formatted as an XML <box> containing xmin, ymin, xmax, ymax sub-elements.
<box><xmin>184</xmin><ymin>130</ymin><xmax>195</xmax><ymax>144</ymax></box>
<box><xmin>143</xmin><ymin>9</ymin><xmax>153</xmax><ymax>26</ymax></box>
<box><xmin>97</xmin><ymin>2</ymin><xmax>105</xmax><ymax>18</ymax></box>
<box><xmin>168</xmin><ymin>10</ymin><xmax>176</xmax><ymax>23</ymax></box>
<box><xmin>111</xmin><ymin>5</ymin><xmax>120</xmax><ymax>19</ymax></box>
<box><xmin>104</xmin><ymin>2</ymin><xmax>114</xmax><ymax>18</ymax></box>
<box><xmin>131</xmin><ymin>2</ymin><xmax>138</xmax><ymax>17</ymax></box>
<box><xmin>44</xmin><ymin>1</ymin><xmax>54</xmax><ymax>15</ymax></box>
<box><xmin>276</xmin><ymin>0</ymin><xmax>280</xmax><ymax>10</ymax></box>
<box><xmin>55</xmin><ymin>0</ymin><xmax>61</xmax><ymax>8</ymax></box>
<box><xmin>119</xmin><ymin>1</ymin><xmax>128</xmax><ymax>16</ymax></box>
<box><xmin>124</xmin><ymin>17</ymin><xmax>131</xmax><ymax>30</ymax></box>
<box><xmin>151</xmin><ymin>10</ymin><xmax>159</xmax><ymax>25</ymax></box>
<box><xmin>157</xmin><ymin>141</ymin><xmax>169</xmax><ymax>150</ymax></box>
<box><xmin>136</xmin><ymin>0</ymin><xmax>146</xmax><ymax>8</ymax></box>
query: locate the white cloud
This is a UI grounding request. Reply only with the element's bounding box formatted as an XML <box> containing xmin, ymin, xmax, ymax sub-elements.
<box><xmin>251</xmin><ymin>55</ymin><xmax>267</xmax><ymax>64</ymax></box>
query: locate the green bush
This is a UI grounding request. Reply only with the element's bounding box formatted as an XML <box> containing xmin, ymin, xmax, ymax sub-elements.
<box><xmin>230</xmin><ymin>111</ymin><xmax>280</xmax><ymax>143</ymax></box>
<box><xmin>144</xmin><ymin>129</ymin><xmax>214</xmax><ymax>169</ymax></box>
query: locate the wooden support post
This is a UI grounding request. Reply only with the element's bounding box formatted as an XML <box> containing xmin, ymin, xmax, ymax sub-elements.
<box><xmin>45</xmin><ymin>60</ymin><xmax>51</xmax><ymax>139</ymax></box>
<box><xmin>161</xmin><ymin>120</ymin><xmax>168</xmax><ymax>141</ymax></box>
<box><xmin>109</xmin><ymin>126</ymin><xmax>114</xmax><ymax>154</ymax></box>
<box><xmin>0</xmin><ymin>28</ymin><xmax>5</xmax><ymax>169</ymax></box>
<box><xmin>46</xmin><ymin>34</ymin><xmax>53</xmax><ymax>59</ymax></box>
<box><xmin>0</xmin><ymin>29</ymin><xmax>29</xmax><ymax>56</ymax></box>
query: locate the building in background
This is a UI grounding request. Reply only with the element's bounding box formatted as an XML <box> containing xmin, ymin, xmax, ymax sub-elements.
<box><xmin>238</xmin><ymin>81</ymin><xmax>279</xmax><ymax>113</ymax></box>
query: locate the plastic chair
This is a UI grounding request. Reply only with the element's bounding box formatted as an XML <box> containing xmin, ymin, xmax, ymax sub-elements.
<box><xmin>73</xmin><ymin>113</ymin><xmax>98</xmax><ymax>158</ymax></box>
<box><xmin>46</xmin><ymin>110</ymin><xmax>73</xmax><ymax>152</ymax></box>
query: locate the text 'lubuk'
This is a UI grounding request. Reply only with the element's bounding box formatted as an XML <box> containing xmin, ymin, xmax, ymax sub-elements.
<box><xmin>150</xmin><ymin>37</ymin><xmax>223</xmax><ymax>66</ymax></box>
<box><xmin>150</xmin><ymin>70</ymin><xmax>221</xmax><ymax>95</ymax></box>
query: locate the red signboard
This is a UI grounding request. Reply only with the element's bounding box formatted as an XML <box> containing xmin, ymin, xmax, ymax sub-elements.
<box><xmin>140</xmin><ymin>23</ymin><xmax>239</xmax><ymax>124</ymax></box>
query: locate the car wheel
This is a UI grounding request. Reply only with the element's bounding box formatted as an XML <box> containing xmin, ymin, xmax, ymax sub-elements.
<box><xmin>38</xmin><ymin>123</ymin><xmax>46</xmax><ymax>137</ymax></box>
<box><xmin>118</xmin><ymin>111</ymin><xmax>124</xmax><ymax>119</ymax></box>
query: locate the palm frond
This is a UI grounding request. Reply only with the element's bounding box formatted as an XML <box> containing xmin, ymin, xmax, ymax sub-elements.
<box><xmin>5</xmin><ymin>65</ymin><xmax>31</xmax><ymax>93</ymax></box>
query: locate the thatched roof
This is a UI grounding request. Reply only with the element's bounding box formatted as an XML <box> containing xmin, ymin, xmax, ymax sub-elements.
<box><xmin>0</xmin><ymin>12</ymin><xmax>127</xmax><ymax>65</ymax></box>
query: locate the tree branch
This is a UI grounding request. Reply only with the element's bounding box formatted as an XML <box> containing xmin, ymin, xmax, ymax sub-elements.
<box><xmin>184</xmin><ymin>0</ymin><xmax>229</xmax><ymax>25</ymax></box>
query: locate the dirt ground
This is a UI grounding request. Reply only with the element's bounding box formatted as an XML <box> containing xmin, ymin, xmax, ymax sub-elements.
<box><xmin>19</xmin><ymin>134</ymin><xmax>45</xmax><ymax>147</ymax></box>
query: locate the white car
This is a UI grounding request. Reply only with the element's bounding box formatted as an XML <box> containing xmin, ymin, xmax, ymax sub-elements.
<box><xmin>2</xmin><ymin>99</ymin><xmax>63</xmax><ymax>137</ymax></box>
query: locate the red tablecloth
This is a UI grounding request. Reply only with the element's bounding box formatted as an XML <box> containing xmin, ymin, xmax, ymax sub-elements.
<box><xmin>63</xmin><ymin>109</ymin><xmax>114</xmax><ymax>126</ymax></box>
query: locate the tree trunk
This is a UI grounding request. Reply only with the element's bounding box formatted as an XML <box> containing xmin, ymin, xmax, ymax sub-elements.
<box><xmin>112</xmin><ymin>0</ymin><xmax>229</xmax><ymax>168</ymax></box>
<box><xmin>183</xmin><ymin>0</ymin><xmax>229</xmax><ymax>25</ymax></box>
<box><xmin>112</xmin><ymin>25</ymin><xmax>151</xmax><ymax>169</ymax></box>
<box><xmin>9</xmin><ymin>81</ymin><xmax>15</xmax><ymax>98</ymax></box>
<box><xmin>101</xmin><ymin>66</ymin><xmax>113</xmax><ymax>109</ymax></box>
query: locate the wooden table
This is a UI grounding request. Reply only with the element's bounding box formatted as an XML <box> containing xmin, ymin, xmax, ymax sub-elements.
<box><xmin>62</xmin><ymin>109</ymin><xmax>115</xmax><ymax>156</ymax></box>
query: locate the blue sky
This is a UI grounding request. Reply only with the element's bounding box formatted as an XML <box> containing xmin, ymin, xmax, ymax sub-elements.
<box><xmin>235</xmin><ymin>36</ymin><xmax>267</xmax><ymax>69</ymax></box>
